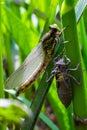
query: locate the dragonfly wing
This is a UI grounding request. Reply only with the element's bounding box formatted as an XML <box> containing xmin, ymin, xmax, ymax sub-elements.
<box><xmin>5</xmin><ymin>43</ymin><xmax>45</xmax><ymax>89</ymax></box>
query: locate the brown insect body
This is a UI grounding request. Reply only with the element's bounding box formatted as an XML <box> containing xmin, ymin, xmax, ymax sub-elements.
<box><xmin>55</xmin><ymin>58</ymin><xmax>72</xmax><ymax>108</ymax></box>
<box><xmin>16</xmin><ymin>25</ymin><xmax>62</xmax><ymax>95</ymax></box>
<box><xmin>5</xmin><ymin>24</ymin><xmax>64</xmax><ymax>96</ymax></box>
<box><xmin>47</xmin><ymin>55</ymin><xmax>80</xmax><ymax>108</ymax></box>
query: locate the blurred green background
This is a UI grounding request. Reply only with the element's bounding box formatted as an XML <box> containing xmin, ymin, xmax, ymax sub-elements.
<box><xmin>0</xmin><ymin>0</ymin><xmax>87</xmax><ymax>130</ymax></box>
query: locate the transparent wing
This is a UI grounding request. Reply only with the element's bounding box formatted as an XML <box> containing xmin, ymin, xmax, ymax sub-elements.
<box><xmin>5</xmin><ymin>43</ymin><xmax>45</xmax><ymax>89</ymax></box>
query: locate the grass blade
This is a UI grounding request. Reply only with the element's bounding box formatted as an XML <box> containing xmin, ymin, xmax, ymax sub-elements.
<box><xmin>75</xmin><ymin>0</ymin><xmax>87</xmax><ymax>23</ymax></box>
<box><xmin>61</xmin><ymin>0</ymin><xmax>87</xmax><ymax>129</ymax></box>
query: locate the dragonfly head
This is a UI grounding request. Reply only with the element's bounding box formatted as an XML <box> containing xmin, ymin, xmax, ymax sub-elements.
<box><xmin>54</xmin><ymin>55</ymin><xmax>71</xmax><ymax>68</ymax></box>
<box><xmin>49</xmin><ymin>24</ymin><xmax>60</xmax><ymax>32</ymax></box>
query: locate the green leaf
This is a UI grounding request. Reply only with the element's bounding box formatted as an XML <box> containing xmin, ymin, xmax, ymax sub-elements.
<box><xmin>40</xmin><ymin>113</ymin><xmax>59</xmax><ymax>130</ymax></box>
<box><xmin>5</xmin><ymin>89</ymin><xmax>59</xmax><ymax>130</ymax></box>
<box><xmin>0</xmin><ymin>10</ymin><xmax>5</xmax><ymax>98</ymax></box>
<box><xmin>60</xmin><ymin>0</ymin><xmax>87</xmax><ymax>130</ymax></box>
<box><xmin>0</xmin><ymin>99</ymin><xmax>32</xmax><ymax>124</ymax></box>
<box><xmin>75</xmin><ymin>0</ymin><xmax>87</xmax><ymax>23</ymax></box>
<box><xmin>2</xmin><ymin>5</ymin><xmax>39</xmax><ymax>56</ymax></box>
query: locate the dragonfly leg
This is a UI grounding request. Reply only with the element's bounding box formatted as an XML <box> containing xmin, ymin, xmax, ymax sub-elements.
<box><xmin>46</xmin><ymin>69</ymin><xmax>55</xmax><ymax>82</ymax></box>
<box><xmin>67</xmin><ymin>63</ymin><xmax>80</xmax><ymax>72</ymax></box>
<box><xmin>67</xmin><ymin>73</ymin><xmax>80</xmax><ymax>85</ymax></box>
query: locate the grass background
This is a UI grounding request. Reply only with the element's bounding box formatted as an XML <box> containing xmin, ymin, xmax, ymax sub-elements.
<box><xmin>0</xmin><ymin>0</ymin><xmax>87</xmax><ymax>130</ymax></box>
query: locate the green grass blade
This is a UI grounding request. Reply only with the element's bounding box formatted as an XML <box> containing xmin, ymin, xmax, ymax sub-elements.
<box><xmin>0</xmin><ymin>4</ymin><xmax>5</xmax><ymax>99</ymax></box>
<box><xmin>20</xmin><ymin>1</ymin><xmax>59</xmax><ymax>129</ymax></box>
<box><xmin>0</xmin><ymin>1</ymin><xmax>6</xmax><ymax>129</ymax></box>
<box><xmin>41</xmin><ymin>0</ymin><xmax>58</xmax><ymax>36</ymax></box>
<box><xmin>5</xmin><ymin>89</ymin><xmax>59</xmax><ymax>130</ymax></box>
<box><xmin>0</xmin><ymin>37</ymin><xmax>5</xmax><ymax>98</ymax></box>
<box><xmin>75</xmin><ymin>0</ymin><xmax>87</xmax><ymax>23</ymax></box>
<box><xmin>4</xmin><ymin>33</ymin><xmax>14</xmax><ymax>75</ymax></box>
<box><xmin>78</xmin><ymin>17</ymin><xmax>87</xmax><ymax>70</ymax></box>
<box><xmin>21</xmin><ymin>62</ymin><xmax>53</xmax><ymax>130</ymax></box>
<box><xmin>2</xmin><ymin>5</ymin><xmax>38</xmax><ymax>56</ymax></box>
<box><xmin>61</xmin><ymin>0</ymin><xmax>87</xmax><ymax>130</ymax></box>
<box><xmin>39</xmin><ymin>113</ymin><xmax>59</xmax><ymax>130</ymax></box>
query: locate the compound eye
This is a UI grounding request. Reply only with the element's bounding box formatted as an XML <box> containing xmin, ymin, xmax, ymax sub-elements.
<box><xmin>49</xmin><ymin>24</ymin><xmax>58</xmax><ymax>31</ymax></box>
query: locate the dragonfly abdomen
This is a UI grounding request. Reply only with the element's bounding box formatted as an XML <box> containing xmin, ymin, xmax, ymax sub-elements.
<box><xmin>16</xmin><ymin>59</ymin><xmax>49</xmax><ymax>96</ymax></box>
<box><xmin>57</xmin><ymin>81</ymin><xmax>72</xmax><ymax>108</ymax></box>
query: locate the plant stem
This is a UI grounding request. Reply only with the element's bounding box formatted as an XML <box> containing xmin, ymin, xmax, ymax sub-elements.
<box><xmin>4</xmin><ymin>33</ymin><xmax>14</xmax><ymax>75</ymax></box>
<box><xmin>0</xmin><ymin>29</ymin><xmax>5</xmax><ymax>99</ymax></box>
<box><xmin>0</xmin><ymin>1</ymin><xmax>6</xmax><ymax>129</ymax></box>
<box><xmin>22</xmin><ymin>63</ymin><xmax>53</xmax><ymax>130</ymax></box>
<box><xmin>78</xmin><ymin>16</ymin><xmax>87</xmax><ymax>70</ymax></box>
<box><xmin>61</xmin><ymin>0</ymin><xmax>87</xmax><ymax>130</ymax></box>
<box><xmin>22</xmin><ymin>1</ymin><xmax>58</xmax><ymax>129</ymax></box>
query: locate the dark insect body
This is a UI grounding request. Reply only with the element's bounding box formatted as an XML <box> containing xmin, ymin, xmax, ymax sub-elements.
<box><xmin>5</xmin><ymin>24</ymin><xmax>66</xmax><ymax>96</ymax></box>
<box><xmin>47</xmin><ymin>55</ymin><xmax>80</xmax><ymax>107</ymax></box>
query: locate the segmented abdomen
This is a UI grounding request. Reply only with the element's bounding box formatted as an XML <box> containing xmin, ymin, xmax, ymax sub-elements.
<box><xmin>16</xmin><ymin>58</ymin><xmax>49</xmax><ymax>96</ymax></box>
<box><xmin>56</xmin><ymin>80</ymin><xmax>72</xmax><ymax>108</ymax></box>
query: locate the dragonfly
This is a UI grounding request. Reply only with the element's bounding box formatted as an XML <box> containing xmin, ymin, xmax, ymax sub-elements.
<box><xmin>5</xmin><ymin>24</ymin><xmax>66</xmax><ymax>96</ymax></box>
<box><xmin>47</xmin><ymin>54</ymin><xmax>80</xmax><ymax>108</ymax></box>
